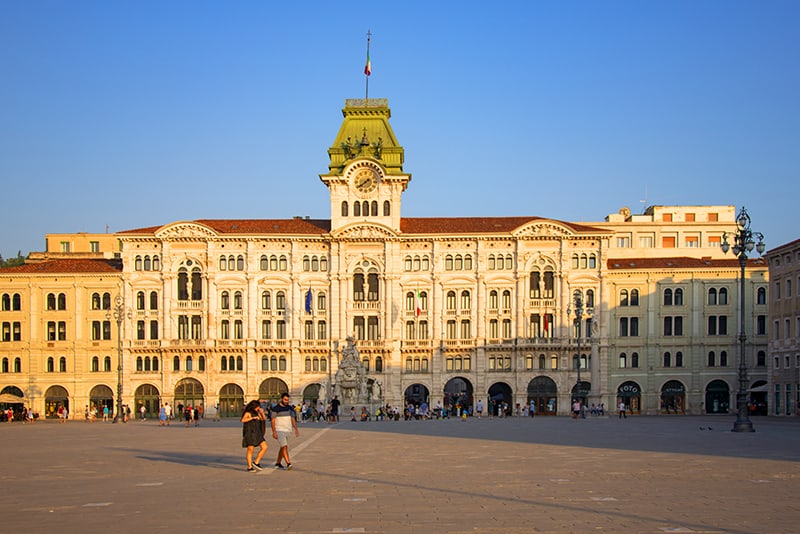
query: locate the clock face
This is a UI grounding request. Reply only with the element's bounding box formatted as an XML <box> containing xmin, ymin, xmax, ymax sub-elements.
<box><xmin>354</xmin><ymin>168</ymin><xmax>378</xmax><ymax>194</ymax></box>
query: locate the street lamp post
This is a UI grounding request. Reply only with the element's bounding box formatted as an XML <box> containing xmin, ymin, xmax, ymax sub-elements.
<box><xmin>721</xmin><ymin>206</ymin><xmax>765</xmax><ymax>433</ymax></box>
<box><xmin>568</xmin><ymin>290</ymin><xmax>592</xmax><ymax>412</ymax></box>
<box><xmin>107</xmin><ymin>296</ymin><xmax>130</xmax><ymax>423</ymax></box>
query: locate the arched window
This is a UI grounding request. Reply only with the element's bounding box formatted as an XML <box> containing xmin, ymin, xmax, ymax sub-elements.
<box><xmin>237</xmin><ymin>256</ymin><xmax>245</xmax><ymax>271</ymax></box>
<box><xmin>135</xmin><ymin>256</ymin><xmax>143</xmax><ymax>270</ymax></box>
<box><xmin>219</xmin><ymin>256</ymin><xmax>227</xmax><ymax>270</ymax></box>
<box><xmin>260</xmin><ymin>255</ymin><xmax>268</xmax><ymax>270</ymax></box>
<box><xmin>59</xmin><ymin>357</ymin><xmax>67</xmax><ymax>372</ymax></box>
<box><xmin>233</xmin><ymin>291</ymin><xmax>242</xmax><ymax>310</ymax></box>
<box><xmin>104</xmin><ymin>356</ymin><xmax>112</xmax><ymax>371</ymax></box>
<box><xmin>173</xmin><ymin>356</ymin><xmax>180</xmax><ymax>371</ymax></box>
<box><xmin>150</xmin><ymin>291</ymin><xmax>158</xmax><ymax>310</ymax></box>
<box><xmin>276</xmin><ymin>291</ymin><xmax>286</xmax><ymax>310</ymax></box>
<box><xmin>354</xmin><ymin>202</ymin><xmax>361</xmax><ymax>216</ymax></box>
<box><xmin>708</xmin><ymin>351</ymin><xmax>716</xmax><ymax>367</ymax></box>
<box><xmin>708</xmin><ymin>288</ymin><xmax>718</xmax><ymax>305</ymax></box>
<box><xmin>446</xmin><ymin>291</ymin><xmax>456</xmax><ymax>310</ymax></box>
<box><xmin>341</xmin><ymin>201</ymin><xmax>348</xmax><ymax>217</ymax></box>
<box><xmin>305</xmin><ymin>357</ymin><xmax>311</xmax><ymax>371</ymax></box>
<box><xmin>237</xmin><ymin>356</ymin><xmax>243</xmax><ymax>371</ymax></box>
<box><xmin>620</xmin><ymin>289</ymin><xmax>629</xmax><ymax>306</ymax></box>
<box><xmin>221</xmin><ymin>291</ymin><xmax>230</xmax><ymax>310</ymax></box>
<box><xmin>150</xmin><ymin>356</ymin><xmax>157</xmax><ymax>372</ymax></box>
<box><xmin>144</xmin><ymin>256</ymin><xmax>152</xmax><ymax>271</ymax></box>
<box><xmin>588</xmin><ymin>254</ymin><xmax>596</xmax><ymax>269</ymax></box>
<box><xmin>461</xmin><ymin>290</ymin><xmax>471</xmax><ymax>310</ymax></box>
<box><xmin>488</xmin><ymin>290</ymin><xmax>498</xmax><ymax>310</ymax></box>
<box><xmin>367</xmin><ymin>272</ymin><xmax>379</xmax><ymax>301</ymax></box>
<box><xmin>92</xmin><ymin>293</ymin><xmax>101</xmax><ymax>310</ymax></box>
<box><xmin>92</xmin><ymin>357</ymin><xmax>100</xmax><ymax>372</ymax></box>
<box><xmin>136</xmin><ymin>291</ymin><xmax>145</xmax><ymax>310</ymax></box>
<box><xmin>630</xmin><ymin>289</ymin><xmax>639</xmax><ymax>306</ymax></box>
<box><xmin>718</xmin><ymin>288</ymin><xmax>728</xmax><ymax>305</ymax></box>
<box><xmin>350</xmin><ymin>272</ymin><xmax>364</xmax><ymax>301</ymax></box>
<box><xmin>135</xmin><ymin>356</ymin><xmax>143</xmax><ymax>371</ymax></box>
<box><xmin>262</xmin><ymin>291</ymin><xmax>271</xmax><ymax>310</ymax></box>
<box><xmin>383</xmin><ymin>200</ymin><xmax>390</xmax><ymax>216</ymax></box>
<box><xmin>371</xmin><ymin>201</ymin><xmax>378</xmax><ymax>216</ymax></box>
<box><xmin>585</xmin><ymin>289</ymin><xmax>594</xmax><ymax>308</ymax></box>
<box><xmin>375</xmin><ymin>356</ymin><xmax>383</xmax><ymax>372</ymax></box>
<box><xmin>757</xmin><ymin>287</ymin><xmax>766</xmax><ymax>305</ymax></box>
<box><xmin>664</xmin><ymin>288</ymin><xmax>673</xmax><ymax>306</ymax></box>
<box><xmin>674</xmin><ymin>288</ymin><xmax>683</xmax><ymax>306</ymax></box>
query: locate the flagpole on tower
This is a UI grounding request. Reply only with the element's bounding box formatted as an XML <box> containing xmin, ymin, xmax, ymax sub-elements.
<box><xmin>364</xmin><ymin>29</ymin><xmax>372</xmax><ymax>103</ymax></box>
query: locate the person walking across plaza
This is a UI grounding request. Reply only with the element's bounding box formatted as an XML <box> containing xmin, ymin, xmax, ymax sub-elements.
<box><xmin>618</xmin><ymin>400</ymin><xmax>627</xmax><ymax>419</ymax></box>
<box><xmin>241</xmin><ymin>400</ymin><xmax>268</xmax><ymax>472</ymax></box>
<box><xmin>271</xmin><ymin>392</ymin><xmax>299</xmax><ymax>470</ymax></box>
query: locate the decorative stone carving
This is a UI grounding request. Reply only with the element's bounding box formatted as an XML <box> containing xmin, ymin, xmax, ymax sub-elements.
<box><xmin>156</xmin><ymin>223</ymin><xmax>217</xmax><ymax>240</ymax></box>
<box><xmin>515</xmin><ymin>222</ymin><xmax>572</xmax><ymax>238</ymax></box>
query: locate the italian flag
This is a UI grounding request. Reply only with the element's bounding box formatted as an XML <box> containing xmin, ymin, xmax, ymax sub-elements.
<box><xmin>415</xmin><ymin>288</ymin><xmax>422</xmax><ymax>317</ymax></box>
<box><xmin>364</xmin><ymin>52</ymin><xmax>372</xmax><ymax>76</ymax></box>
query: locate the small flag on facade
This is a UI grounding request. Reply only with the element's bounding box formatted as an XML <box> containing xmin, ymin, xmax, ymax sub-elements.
<box><xmin>305</xmin><ymin>289</ymin><xmax>312</xmax><ymax>313</ymax></box>
<box><xmin>543</xmin><ymin>311</ymin><xmax>549</xmax><ymax>335</ymax></box>
<box><xmin>415</xmin><ymin>288</ymin><xmax>422</xmax><ymax>317</ymax></box>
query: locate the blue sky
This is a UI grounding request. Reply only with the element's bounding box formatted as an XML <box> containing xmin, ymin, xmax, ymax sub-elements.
<box><xmin>1</xmin><ymin>1</ymin><xmax>798</xmax><ymax>259</ymax></box>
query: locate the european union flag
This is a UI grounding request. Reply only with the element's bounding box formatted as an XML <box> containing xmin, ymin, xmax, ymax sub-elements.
<box><xmin>305</xmin><ymin>289</ymin><xmax>312</xmax><ymax>313</ymax></box>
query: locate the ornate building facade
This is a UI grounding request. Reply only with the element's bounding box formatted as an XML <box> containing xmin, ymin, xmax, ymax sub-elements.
<box><xmin>0</xmin><ymin>98</ymin><xmax>770</xmax><ymax>418</ymax></box>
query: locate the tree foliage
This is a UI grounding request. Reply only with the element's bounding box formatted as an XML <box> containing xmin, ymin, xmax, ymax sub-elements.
<box><xmin>0</xmin><ymin>251</ymin><xmax>26</xmax><ymax>268</ymax></box>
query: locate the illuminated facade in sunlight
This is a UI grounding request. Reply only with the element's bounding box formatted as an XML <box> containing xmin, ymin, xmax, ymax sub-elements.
<box><xmin>0</xmin><ymin>98</ymin><xmax>770</xmax><ymax>418</ymax></box>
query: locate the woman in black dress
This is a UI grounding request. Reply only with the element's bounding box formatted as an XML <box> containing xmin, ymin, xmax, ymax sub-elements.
<box><xmin>241</xmin><ymin>400</ymin><xmax>267</xmax><ymax>472</ymax></box>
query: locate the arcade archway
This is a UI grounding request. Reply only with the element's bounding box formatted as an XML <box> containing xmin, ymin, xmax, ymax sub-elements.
<box><xmin>134</xmin><ymin>383</ymin><xmax>160</xmax><ymax>418</ymax></box>
<box><xmin>488</xmin><ymin>382</ymin><xmax>513</xmax><ymax>416</ymax></box>
<box><xmin>404</xmin><ymin>383</ymin><xmax>430</xmax><ymax>406</ymax></box>
<box><xmin>219</xmin><ymin>383</ymin><xmax>244</xmax><ymax>418</ymax></box>
<box><xmin>44</xmin><ymin>385</ymin><xmax>69</xmax><ymax>419</ymax></box>
<box><xmin>175</xmin><ymin>378</ymin><xmax>205</xmax><ymax>414</ymax></box>
<box><xmin>617</xmin><ymin>381</ymin><xmax>641</xmax><ymax>414</ymax></box>
<box><xmin>443</xmin><ymin>377</ymin><xmax>473</xmax><ymax>416</ymax></box>
<box><xmin>89</xmin><ymin>384</ymin><xmax>114</xmax><ymax>415</ymax></box>
<box><xmin>259</xmin><ymin>377</ymin><xmax>289</xmax><ymax>406</ymax></box>
<box><xmin>661</xmin><ymin>380</ymin><xmax>686</xmax><ymax>414</ymax></box>
<box><xmin>705</xmin><ymin>380</ymin><xmax>730</xmax><ymax>414</ymax></box>
<box><xmin>527</xmin><ymin>376</ymin><xmax>557</xmax><ymax>415</ymax></box>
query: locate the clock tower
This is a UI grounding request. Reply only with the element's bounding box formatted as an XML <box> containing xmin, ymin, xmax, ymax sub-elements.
<box><xmin>320</xmin><ymin>98</ymin><xmax>411</xmax><ymax>233</ymax></box>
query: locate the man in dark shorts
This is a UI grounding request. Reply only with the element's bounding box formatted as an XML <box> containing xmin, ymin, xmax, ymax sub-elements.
<box><xmin>330</xmin><ymin>395</ymin><xmax>340</xmax><ymax>423</ymax></box>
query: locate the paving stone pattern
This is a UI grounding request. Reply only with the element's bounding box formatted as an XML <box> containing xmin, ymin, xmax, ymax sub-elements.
<box><xmin>1</xmin><ymin>415</ymin><xmax>799</xmax><ymax>533</ymax></box>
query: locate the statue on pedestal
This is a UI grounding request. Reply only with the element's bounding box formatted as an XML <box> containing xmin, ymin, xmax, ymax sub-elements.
<box><xmin>333</xmin><ymin>337</ymin><xmax>368</xmax><ymax>405</ymax></box>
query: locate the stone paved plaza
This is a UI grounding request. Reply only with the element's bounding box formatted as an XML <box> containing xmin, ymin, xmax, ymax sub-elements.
<box><xmin>1</xmin><ymin>414</ymin><xmax>799</xmax><ymax>533</ymax></box>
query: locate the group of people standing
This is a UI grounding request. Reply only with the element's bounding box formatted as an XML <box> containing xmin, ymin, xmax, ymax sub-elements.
<box><xmin>241</xmin><ymin>392</ymin><xmax>300</xmax><ymax>473</ymax></box>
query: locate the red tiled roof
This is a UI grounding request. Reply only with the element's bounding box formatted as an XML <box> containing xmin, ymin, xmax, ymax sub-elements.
<box><xmin>607</xmin><ymin>257</ymin><xmax>767</xmax><ymax>270</ymax></box>
<box><xmin>119</xmin><ymin>217</ymin><xmax>604</xmax><ymax>237</ymax></box>
<box><xmin>0</xmin><ymin>259</ymin><xmax>122</xmax><ymax>274</ymax></box>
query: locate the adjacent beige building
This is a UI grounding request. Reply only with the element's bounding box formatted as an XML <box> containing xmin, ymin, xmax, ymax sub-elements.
<box><xmin>0</xmin><ymin>98</ymin><xmax>771</xmax><ymax>419</ymax></box>
<box><xmin>766</xmin><ymin>239</ymin><xmax>800</xmax><ymax>416</ymax></box>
